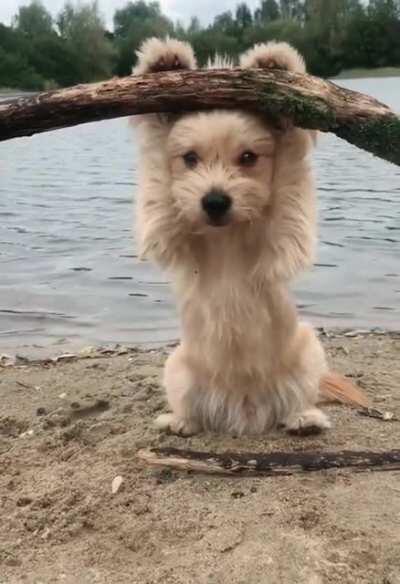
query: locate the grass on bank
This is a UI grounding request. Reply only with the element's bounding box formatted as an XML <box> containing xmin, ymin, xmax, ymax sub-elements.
<box><xmin>335</xmin><ymin>67</ymin><xmax>400</xmax><ymax>80</ymax></box>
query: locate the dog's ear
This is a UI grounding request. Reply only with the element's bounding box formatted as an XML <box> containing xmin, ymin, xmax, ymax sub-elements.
<box><xmin>239</xmin><ymin>41</ymin><xmax>306</xmax><ymax>73</ymax></box>
<box><xmin>131</xmin><ymin>38</ymin><xmax>197</xmax><ymax>129</ymax></box>
<box><xmin>133</xmin><ymin>37</ymin><xmax>197</xmax><ymax>76</ymax></box>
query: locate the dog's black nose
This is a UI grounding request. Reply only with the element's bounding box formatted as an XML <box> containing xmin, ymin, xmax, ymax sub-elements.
<box><xmin>201</xmin><ymin>189</ymin><xmax>232</xmax><ymax>222</ymax></box>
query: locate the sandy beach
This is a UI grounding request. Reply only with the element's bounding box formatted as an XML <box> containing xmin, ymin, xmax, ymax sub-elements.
<box><xmin>1</xmin><ymin>330</ymin><xmax>399</xmax><ymax>584</ymax></box>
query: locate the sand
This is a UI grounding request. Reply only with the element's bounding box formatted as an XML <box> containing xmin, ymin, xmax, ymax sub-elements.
<box><xmin>1</xmin><ymin>331</ymin><xmax>399</xmax><ymax>584</ymax></box>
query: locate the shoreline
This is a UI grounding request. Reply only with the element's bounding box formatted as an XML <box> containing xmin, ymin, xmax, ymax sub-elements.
<box><xmin>1</xmin><ymin>326</ymin><xmax>399</xmax><ymax>365</ymax></box>
<box><xmin>334</xmin><ymin>66</ymin><xmax>400</xmax><ymax>80</ymax></box>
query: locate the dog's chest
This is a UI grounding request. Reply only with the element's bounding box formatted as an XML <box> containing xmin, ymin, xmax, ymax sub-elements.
<box><xmin>177</xmin><ymin>234</ymin><xmax>286</xmax><ymax>378</ymax></box>
<box><xmin>183</xmin><ymin>263</ymin><xmax>272</xmax><ymax>348</ymax></box>
<box><xmin>182</xmin><ymin>275</ymin><xmax>275</xmax><ymax>387</ymax></box>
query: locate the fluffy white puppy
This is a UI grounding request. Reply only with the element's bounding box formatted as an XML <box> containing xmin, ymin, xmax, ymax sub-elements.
<box><xmin>132</xmin><ymin>37</ymin><xmax>366</xmax><ymax>436</ymax></box>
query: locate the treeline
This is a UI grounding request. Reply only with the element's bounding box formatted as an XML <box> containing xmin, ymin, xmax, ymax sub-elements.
<box><xmin>0</xmin><ymin>0</ymin><xmax>399</xmax><ymax>90</ymax></box>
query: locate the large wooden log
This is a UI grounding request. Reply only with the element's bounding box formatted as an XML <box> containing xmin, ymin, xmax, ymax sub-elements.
<box><xmin>137</xmin><ymin>447</ymin><xmax>400</xmax><ymax>476</ymax></box>
<box><xmin>1</xmin><ymin>69</ymin><xmax>399</xmax><ymax>166</ymax></box>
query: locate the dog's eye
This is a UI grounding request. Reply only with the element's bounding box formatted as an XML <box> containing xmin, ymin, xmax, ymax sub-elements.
<box><xmin>239</xmin><ymin>151</ymin><xmax>258</xmax><ymax>167</ymax></box>
<box><xmin>183</xmin><ymin>151</ymin><xmax>199</xmax><ymax>169</ymax></box>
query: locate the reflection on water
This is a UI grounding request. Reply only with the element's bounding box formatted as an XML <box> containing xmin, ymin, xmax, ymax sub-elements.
<box><xmin>0</xmin><ymin>77</ymin><xmax>399</xmax><ymax>352</ymax></box>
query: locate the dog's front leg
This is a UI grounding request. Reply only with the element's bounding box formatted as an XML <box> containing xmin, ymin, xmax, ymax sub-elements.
<box><xmin>156</xmin><ymin>345</ymin><xmax>201</xmax><ymax>437</ymax></box>
<box><xmin>284</xmin><ymin>408</ymin><xmax>331</xmax><ymax>436</ymax></box>
<box><xmin>280</xmin><ymin>323</ymin><xmax>331</xmax><ymax>435</ymax></box>
<box><xmin>133</xmin><ymin>38</ymin><xmax>198</xmax><ymax>266</ymax></box>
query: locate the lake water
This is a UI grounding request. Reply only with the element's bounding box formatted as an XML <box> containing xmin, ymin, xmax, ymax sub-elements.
<box><xmin>0</xmin><ymin>77</ymin><xmax>399</xmax><ymax>354</ymax></box>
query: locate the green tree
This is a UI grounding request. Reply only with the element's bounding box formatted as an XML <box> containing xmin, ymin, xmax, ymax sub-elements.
<box><xmin>305</xmin><ymin>0</ymin><xmax>363</xmax><ymax>22</ymax></box>
<box><xmin>235</xmin><ymin>3</ymin><xmax>254</xmax><ymax>29</ymax></box>
<box><xmin>11</xmin><ymin>0</ymin><xmax>80</xmax><ymax>88</ymax></box>
<box><xmin>0</xmin><ymin>24</ymin><xmax>47</xmax><ymax>91</ymax></box>
<box><xmin>14</xmin><ymin>0</ymin><xmax>53</xmax><ymax>37</ymax></box>
<box><xmin>255</xmin><ymin>0</ymin><xmax>281</xmax><ymax>22</ymax></box>
<box><xmin>114</xmin><ymin>1</ymin><xmax>162</xmax><ymax>36</ymax></box>
<box><xmin>369</xmin><ymin>0</ymin><xmax>399</xmax><ymax>16</ymax></box>
<box><xmin>213</xmin><ymin>11</ymin><xmax>237</xmax><ymax>38</ymax></box>
<box><xmin>188</xmin><ymin>28</ymin><xmax>239</xmax><ymax>66</ymax></box>
<box><xmin>280</xmin><ymin>0</ymin><xmax>304</xmax><ymax>20</ymax></box>
<box><xmin>57</xmin><ymin>1</ymin><xmax>115</xmax><ymax>82</ymax></box>
<box><xmin>28</xmin><ymin>35</ymin><xmax>81</xmax><ymax>87</ymax></box>
<box><xmin>113</xmin><ymin>1</ymin><xmax>173</xmax><ymax>75</ymax></box>
<box><xmin>1</xmin><ymin>0</ymin><xmax>400</xmax><ymax>91</ymax></box>
<box><xmin>187</xmin><ymin>16</ymin><xmax>201</xmax><ymax>34</ymax></box>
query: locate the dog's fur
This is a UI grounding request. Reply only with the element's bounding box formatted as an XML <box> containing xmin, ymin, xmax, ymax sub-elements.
<box><xmin>132</xmin><ymin>38</ymin><xmax>365</xmax><ymax>437</ymax></box>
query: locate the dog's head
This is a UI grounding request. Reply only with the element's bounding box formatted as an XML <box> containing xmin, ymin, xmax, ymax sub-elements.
<box><xmin>166</xmin><ymin>111</ymin><xmax>277</xmax><ymax>229</ymax></box>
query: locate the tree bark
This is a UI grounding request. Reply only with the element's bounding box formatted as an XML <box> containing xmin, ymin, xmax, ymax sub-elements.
<box><xmin>137</xmin><ymin>447</ymin><xmax>400</xmax><ymax>476</ymax></box>
<box><xmin>1</xmin><ymin>69</ymin><xmax>399</xmax><ymax>166</ymax></box>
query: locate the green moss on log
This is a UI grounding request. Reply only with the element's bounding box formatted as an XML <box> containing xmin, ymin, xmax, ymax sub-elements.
<box><xmin>255</xmin><ymin>71</ymin><xmax>400</xmax><ymax>166</ymax></box>
<box><xmin>259</xmin><ymin>84</ymin><xmax>337</xmax><ymax>131</ymax></box>
<box><xmin>337</xmin><ymin>117</ymin><xmax>400</xmax><ymax>166</ymax></box>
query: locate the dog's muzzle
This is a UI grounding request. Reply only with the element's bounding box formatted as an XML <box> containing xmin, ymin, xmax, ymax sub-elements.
<box><xmin>201</xmin><ymin>189</ymin><xmax>232</xmax><ymax>226</ymax></box>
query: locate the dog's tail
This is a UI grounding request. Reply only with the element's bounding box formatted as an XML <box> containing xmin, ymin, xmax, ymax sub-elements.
<box><xmin>319</xmin><ymin>372</ymin><xmax>369</xmax><ymax>408</ymax></box>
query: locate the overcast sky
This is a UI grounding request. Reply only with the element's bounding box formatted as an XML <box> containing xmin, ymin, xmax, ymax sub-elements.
<box><xmin>0</xmin><ymin>0</ymin><xmax>261</xmax><ymax>28</ymax></box>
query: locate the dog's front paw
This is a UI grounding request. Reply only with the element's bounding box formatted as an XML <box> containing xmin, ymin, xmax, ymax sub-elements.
<box><xmin>134</xmin><ymin>37</ymin><xmax>196</xmax><ymax>75</ymax></box>
<box><xmin>155</xmin><ymin>413</ymin><xmax>199</xmax><ymax>437</ymax></box>
<box><xmin>240</xmin><ymin>41</ymin><xmax>306</xmax><ymax>73</ymax></box>
<box><xmin>284</xmin><ymin>408</ymin><xmax>331</xmax><ymax>436</ymax></box>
